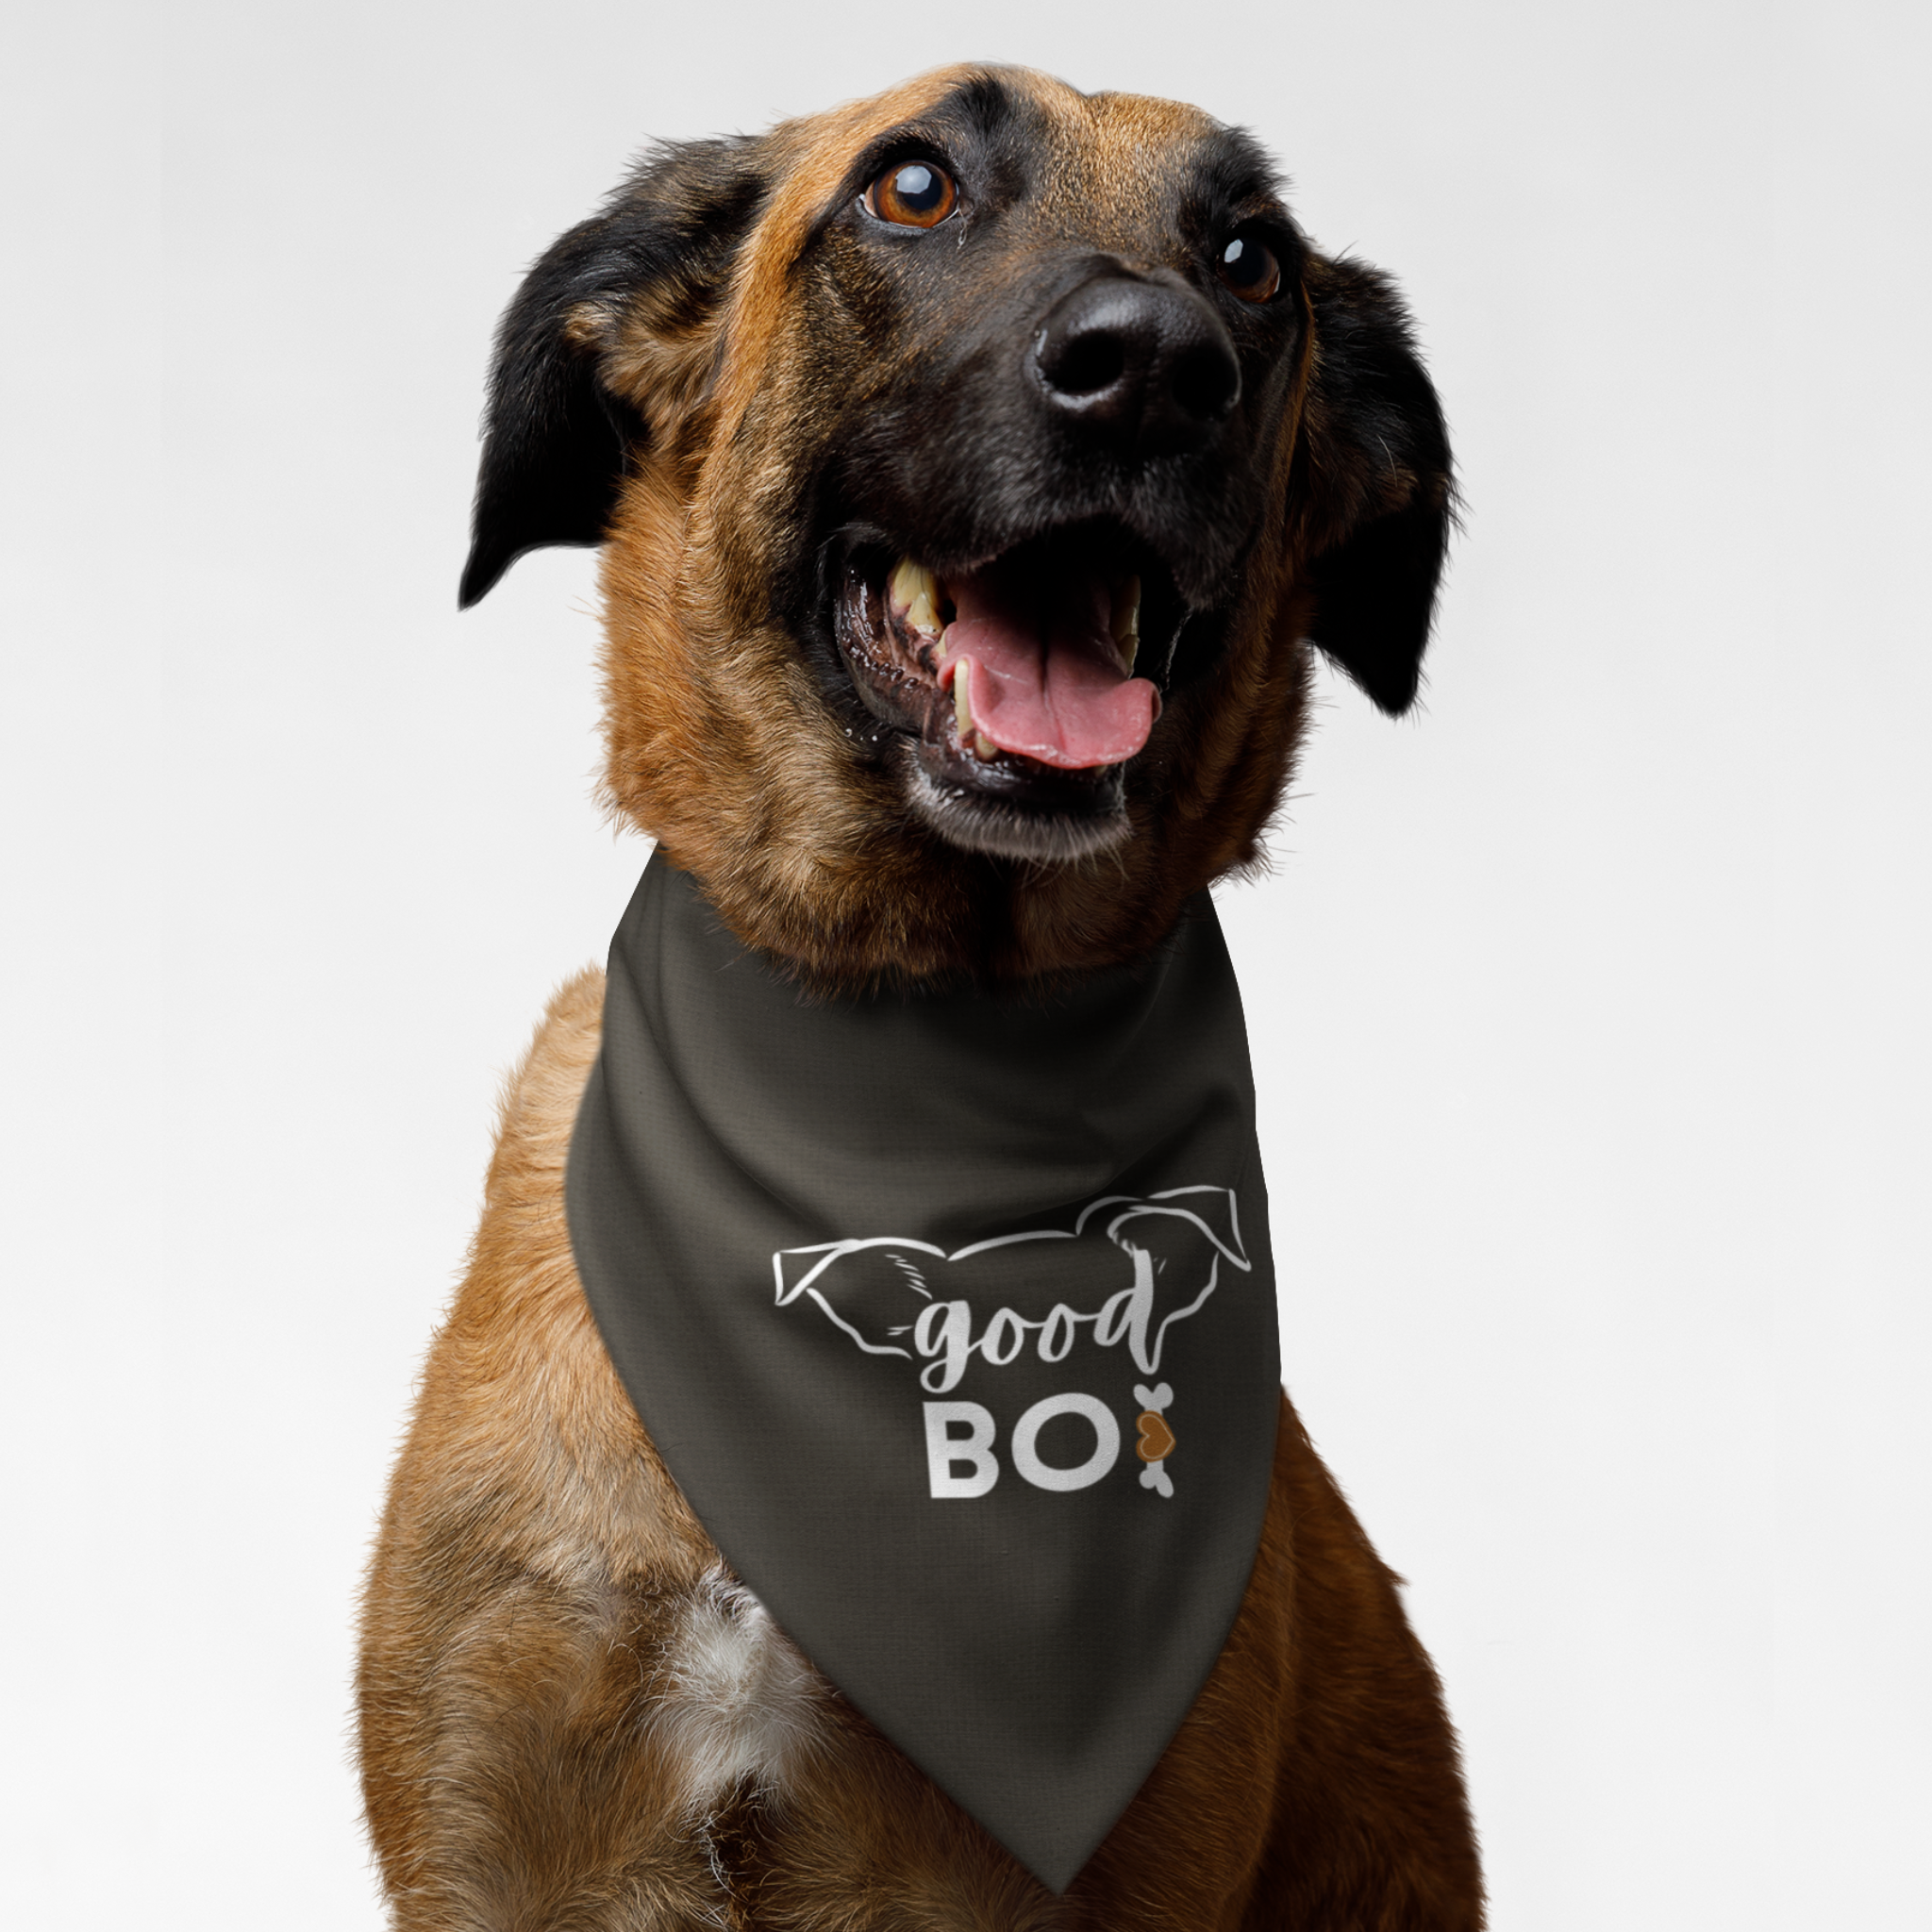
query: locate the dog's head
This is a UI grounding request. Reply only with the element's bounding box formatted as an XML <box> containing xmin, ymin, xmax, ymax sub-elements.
<box><xmin>461</xmin><ymin>66</ymin><xmax>1451</xmax><ymax>986</ymax></box>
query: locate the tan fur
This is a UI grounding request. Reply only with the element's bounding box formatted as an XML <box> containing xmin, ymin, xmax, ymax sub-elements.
<box><xmin>362</xmin><ymin>67</ymin><xmax>1481</xmax><ymax>1929</ymax></box>
<box><xmin>364</xmin><ymin>980</ymin><xmax>1478</xmax><ymax>1928</ymax></box>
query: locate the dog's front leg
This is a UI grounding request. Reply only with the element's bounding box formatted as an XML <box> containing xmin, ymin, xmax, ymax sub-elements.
<box><xmin>358</xmin><ymin>978</ymin><xmax>764</xmax><ymax>1930</ymax></box>
<box><xmin>360</xmin><ymin>1562</ymin><xmax>751</xmax><ymax>1931</ymax></box>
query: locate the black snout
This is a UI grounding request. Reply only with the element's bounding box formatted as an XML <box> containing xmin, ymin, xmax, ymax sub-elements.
<box><xmin>1032</xmin><ymin>275</ymin><xmax>1241</xmax><ymax>458</ymax></box>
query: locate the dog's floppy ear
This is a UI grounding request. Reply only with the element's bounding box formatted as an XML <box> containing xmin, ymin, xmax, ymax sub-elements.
<box><xmin>1296</xmin><ymin>258</ymin><xmax>1455</xmax><ymax>715</ymax></box>
<box><xmin>458</xmin><ymin>137</ymin><xmax>769</xmax><ymax>608</ymax></box>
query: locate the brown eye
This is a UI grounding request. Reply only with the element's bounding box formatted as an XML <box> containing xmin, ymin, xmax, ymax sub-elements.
<box><xmin>1217</xmin><ymin>231</ymin><xmax>1281</xmax><ymax>303</ymax></box>
<box><xmin>865</xmin><ymin>158</ymin><xmax>957</xmax><ymax>228</ymax></box>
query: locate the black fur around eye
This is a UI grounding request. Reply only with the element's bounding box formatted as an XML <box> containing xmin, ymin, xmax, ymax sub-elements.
<box><xmin>1216</xmin><ymin>232</ymin><xmax>1281</xmax><ymax>304</ymax></box>
<box><xmin>865</xmin><ymin>159</ymin><xmax>958</xmax><ymax>228</ymax></box>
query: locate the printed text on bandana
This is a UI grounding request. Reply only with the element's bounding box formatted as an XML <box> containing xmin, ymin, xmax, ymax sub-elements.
<box><xmin>774</xmin><ymin>1188</ymin><xmax>1250</xmax><ymax>1500</ymax></box>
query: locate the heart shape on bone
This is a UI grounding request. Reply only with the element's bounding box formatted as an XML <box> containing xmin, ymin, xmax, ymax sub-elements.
<box><xmin>1136</xmin><ymin>1411</ymin><xmax>1178</xmax><ymax>1461</ymax></box>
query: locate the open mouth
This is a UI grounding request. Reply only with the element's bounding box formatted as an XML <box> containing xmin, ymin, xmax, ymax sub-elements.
<box><xmin>831</xmin><ymin>524</ymin><xmax>1189</xmax><ymax>860</ymax></box>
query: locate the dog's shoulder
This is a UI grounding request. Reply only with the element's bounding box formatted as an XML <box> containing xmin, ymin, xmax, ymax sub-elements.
<box><xmin>481</xmin><ymin>965</ymin><xmax>606</xmax><ymax>1217</ymax></box>
<box><xmin>378</xmin><ymin>966</ymin><xmax>717</xmax><ymax>1584</ymax></box>
<box><xmin>445</xmin><ymin>961</ymin><xmax>611</xmax><ymax>1404</ymax></box>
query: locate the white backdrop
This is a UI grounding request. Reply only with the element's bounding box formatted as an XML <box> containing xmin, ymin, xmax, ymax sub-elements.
<box><xmin>5</xmin><ymin>3</ymin><xmax>1927</xmax><ymax>1926</ymax></box>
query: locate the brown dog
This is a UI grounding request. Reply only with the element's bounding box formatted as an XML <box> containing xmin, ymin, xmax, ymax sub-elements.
<box><xmin>359</xmin><ymin>64</ymin><xmax>1481</xmax><ymax>1929</ymax></box>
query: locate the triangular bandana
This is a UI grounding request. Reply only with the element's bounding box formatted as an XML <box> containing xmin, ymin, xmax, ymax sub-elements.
<box><xmin>566</xmin><ymin>855</ymin><xmax>1281</xmax><ymax>1890</ymax></box>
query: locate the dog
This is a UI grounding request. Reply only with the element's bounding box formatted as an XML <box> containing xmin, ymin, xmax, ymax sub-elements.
<box><xmin>358</xmin><ymin>64</ymin><xmax>1482</xmax><ymax>1930</ymax></box>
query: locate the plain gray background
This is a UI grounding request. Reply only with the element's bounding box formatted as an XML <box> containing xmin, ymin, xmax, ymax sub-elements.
<box><xmin>4</xmin><ymin>2</ymin><xmax>1927</xmax><ymax>1926</ymax></box>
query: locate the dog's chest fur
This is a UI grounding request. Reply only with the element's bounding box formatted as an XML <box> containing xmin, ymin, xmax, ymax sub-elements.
<box><xmin>648</xmin><ymin>1570</ymin><xmax>827</xmax><ymax>1817</ymax></box>
<box><xmin>361</xmin><ymin>964</ymin><xmax>1479</xmax><ymax>1928</ymax></box>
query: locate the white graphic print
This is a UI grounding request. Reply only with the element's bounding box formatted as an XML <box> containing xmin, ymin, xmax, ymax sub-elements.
<box><xmin>773</xmin><ymin>1188</ymin><xmax>1249</xmax><ymax>1500</ymax></box>
<box><xmin>1133</xmin><ymin>1384</ymin><xmax>1176</xmax><ymax>1498</ymax></box>
<box><xmin>924</xmin><ymin>1404</ymin><xmax>1000</xmax><ymax>1499</ymax></box>
<box><xmin>1009</xmin><ymin>1393</ymin><xmax>1120</xmax><ymax>1491</ymax></box>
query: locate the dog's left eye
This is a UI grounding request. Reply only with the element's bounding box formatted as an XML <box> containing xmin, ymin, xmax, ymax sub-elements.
<box><xmin>864</xmin><ymin>159</ymin><xmax>958</xmax><ymax>228</ymax></box>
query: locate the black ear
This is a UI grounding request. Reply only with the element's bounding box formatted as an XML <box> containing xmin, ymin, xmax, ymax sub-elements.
<box><xmin>1299</xmin><ymin>258</ymin><xmax>1455</xmax><ymax>715</ymax></box>
<box><xmin>458</xmin><ymin>137</ymin><xmax>768</xmax><ymax>608</ymax></box>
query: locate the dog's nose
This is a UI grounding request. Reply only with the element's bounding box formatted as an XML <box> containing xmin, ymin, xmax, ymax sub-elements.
<box><xmin>1032</xmin><ymin>275</ymin><xmax>1241</xmax><ymax>458</ymax></box>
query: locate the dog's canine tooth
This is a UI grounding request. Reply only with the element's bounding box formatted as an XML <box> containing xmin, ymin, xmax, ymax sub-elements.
<box><xmin>947</xmin><ymin>661</ymin><xmax>999</xmax><ymax>760</ymax></box>
<box><xmin>889</xmin><ymin>557</ymin><xmax>941</xmax><ymax>636</ymax></box>
<box><xmin>1110</xmin><ymin>575</ymin><xmax>1141</xmax><ymax>675</ymax></box>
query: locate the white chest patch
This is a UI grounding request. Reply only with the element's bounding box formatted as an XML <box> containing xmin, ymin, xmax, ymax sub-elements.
<box><xmin>647</xmin><ymin>1568</ymin><xmax>827</xmax><ymax>1814</ymax></box>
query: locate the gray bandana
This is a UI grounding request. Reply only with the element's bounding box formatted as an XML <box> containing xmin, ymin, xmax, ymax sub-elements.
<box><xmin>566</xmin><ymin>855</ymin><xmax>1281</xmax><ymax>1890</ymax></box>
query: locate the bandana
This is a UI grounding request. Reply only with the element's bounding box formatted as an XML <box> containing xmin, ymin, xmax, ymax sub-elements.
<box><xmin>566</xmin><ymin>855</ymin><xmax>1281</xmax><ymax>1890</ymax></box>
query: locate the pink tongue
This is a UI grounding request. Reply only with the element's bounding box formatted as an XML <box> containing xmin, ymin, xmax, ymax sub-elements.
<box><xmin>939</xmin><ymin>568</ymin><xmax>1158</xmax><ymax>769</ymax></box>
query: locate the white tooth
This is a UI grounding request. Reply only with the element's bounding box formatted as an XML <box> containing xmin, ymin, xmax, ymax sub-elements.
<box><xmin>1110</xmin><ymin>575</ymin><xmax>1141</xmax><ymax>675</ymax></box>
<box><xmin>954</xmin><ymin>659</ymin><xmax>974</xmax><ymax>744</ymax></box>
<box><xmin>974</xmin><ymin>732</ymin><xmax>999</xmax><ymax>761</ymax></box>
<box><xmin>889</xmin><ymin>556</ymin><xmax>941</xmax><ymax>636</ymax></box>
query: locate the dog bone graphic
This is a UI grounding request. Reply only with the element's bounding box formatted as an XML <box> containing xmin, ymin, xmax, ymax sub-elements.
<box><xmin>1133</xmin><ymin>1382</ymin><xmax>1175</xmax><ymax>1498</ymax></box>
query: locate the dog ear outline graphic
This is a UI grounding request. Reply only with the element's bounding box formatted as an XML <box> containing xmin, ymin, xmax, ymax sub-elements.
<box><xmin>774</xmin><ymin>1187</ymin><xmax>1252</xmax><ymax>1386</ymax></box>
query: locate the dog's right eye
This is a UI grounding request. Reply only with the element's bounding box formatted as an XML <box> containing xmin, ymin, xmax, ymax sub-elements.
<box><xmin>864</xmin><ymin>159</ymin><xmax>958</xmax><ymax>228</ymax></box>
<box><xmin>1216</xmin><ymin>230</ymin><xmax>1282</xmax><ymax>304</ymax></box>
